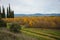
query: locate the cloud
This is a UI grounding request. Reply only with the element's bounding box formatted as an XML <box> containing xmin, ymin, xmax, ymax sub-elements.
<box><xmin>0</xmin><ymin>0</ymin><xmax>60</xmax><ymax>14</ymax></box>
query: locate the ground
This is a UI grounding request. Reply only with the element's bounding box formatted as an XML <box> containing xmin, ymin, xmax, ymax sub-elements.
<box><xmin>0</xmin><ymin>27</ymin><xmax>60</xmax><ymax>40</ymax></box>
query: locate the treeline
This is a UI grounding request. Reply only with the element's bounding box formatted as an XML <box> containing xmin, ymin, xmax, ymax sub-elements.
<box><xmin>0</xmin><ymin>4</ymin><xmax>14</xmax><ymax>18</ymax></box>
<box><xmin>3</xmin><ymin>16</ymin><xmax>60</xmax><ymax>29</ymax></box>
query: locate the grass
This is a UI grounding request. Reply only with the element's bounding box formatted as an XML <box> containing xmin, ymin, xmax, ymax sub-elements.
<box><xmin>0</xmin><ymin>23</ymin><xmax>60</xmax><ymax>40</ymax></box>
<box><xmin>23</xmin><ymin>28</ymin><xmax>60</xmax><ymax>36</ymax></box>
<box><xmin>0</xmin><ymin>27</ymin><xmax>24</xmax><ymax>40</ymax></box>
<box><xmin>0</xmin><ymin>27</ymin><xmax>60</xmax><ymax>40</ymax></box>
<box><xmin>23</xmin><ymin>31</ymin><xmax>55</xmax><ymax>40</ymax></box>
<box><xmin>0</xmin><ymin>27</ymin><xmax>39</xmax><ymax>40</ymax></box>
<box><xmin>22</xmin><ymin>28</ymin><xmax>60</xmax><ymax>40</ymax></box>
<box><xmin>0</xmin><ymin>30</ymin><xmax>20</xmax><ymax>40</ymax></box>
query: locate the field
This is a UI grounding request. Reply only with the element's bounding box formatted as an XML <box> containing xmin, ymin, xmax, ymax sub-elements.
<box><xmin>0</xmin><ymin>16</ymin><xmax>60</xmax><ymax>40</ymax></box>
<box><xmin>0</xmin><ymin>27</ymin><xmax>60</xmax><ymax>40</ymax></box>
<box><xmin>3</xmin><ymin>16</ymin><xmax>60</xmax><ymax>29</ymax></box>
<box><xmin>21</xmin><ymin>28</ymin><xmax>60</xmax><ymax>40</ymax></box>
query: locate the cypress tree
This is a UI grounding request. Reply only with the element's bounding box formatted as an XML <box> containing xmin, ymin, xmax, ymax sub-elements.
<box><xmin>0</xmin><ymin>6</ymin><xmax>1</xmax><ymax>13</ymax></box>
<box><xmin>7</xmin><ymin>7</ymin><xmax>9</xmax><ymax>18</ymax></box>
<box><xmin>6</xmin><ymin>4</ymin><xmax>14</xmax><ymax>18</ymax></box>
<box><xmin>2</xmin><ymin>6</ymin><xmax>5</xmax><ymax>18</ymax></box>
<box><xmin>12</xmin><ymin>11</ymin><xmax>14</xmax><ymax>18</ymax></box>
<box><xmin>9</xmin><ymin>4</ymin><xmax>10</xmax><ymax>18</ymax></box>
<box><xmin>9</xmin><ymin>4</ymin><xmax>11</xmax><ymax>13</ymax></box>
<box><xmin>8</xmin><ymin>4</ymin><xmax>11</xmax><ymax>18</ymax></box>
<box><xmin>0</xmin><ymin>7</ymin><xmax>1</xmax><ymax>17</ymax></box>
<box><xmin>11</xmin><ymin>11</ymin><xmax>14</xmax><ymax>18</ymax></box>
<box><xmin>7</xmin><ymin>4</ymin><xmax>14</xmax><ymax>18</ymax></box>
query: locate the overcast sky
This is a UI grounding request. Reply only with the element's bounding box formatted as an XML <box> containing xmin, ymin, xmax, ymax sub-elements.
<box><xmin>0</xmin><ymin>0</ymin><xmax>60</xmax><ymax>14</ymax></box>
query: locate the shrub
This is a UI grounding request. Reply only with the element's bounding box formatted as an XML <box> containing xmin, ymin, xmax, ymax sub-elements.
<box><xmin>0</xmin><ymin>18</ymin><xmax>6</xmax><ymax>27</ymax></box>
<box><xmin>9</xmin><ymin>22</ymin><xmax>21</xmax><ymax>33</ymax></box>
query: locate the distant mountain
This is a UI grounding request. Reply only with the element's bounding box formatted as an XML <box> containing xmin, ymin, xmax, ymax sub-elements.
<box><xmin>14</xmin><ymin>14</ymin><xmax>25</xmax><ymax>17</ymax></box>
<box><xmin>14</xmin><ymin>13</ymin><xmax>60</xmax><ymax>17</ymax></box>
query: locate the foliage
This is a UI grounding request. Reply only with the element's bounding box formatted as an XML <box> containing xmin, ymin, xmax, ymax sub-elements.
<box><xmin>2</xmin><ymin>6</ymin><xmax>5</xmax><ymax>18</ymax></box>
<box><xmin>0</xmin><ymin>18</ymin><xmax>6</xmax><ymax>27</ymax></box>
<box><xmin>3</xmin><ymin>16</ymin><xmax>60</xmax><ymax>29</ymax></box>
<box><xmin>9</xmin><ymin>22</ymin><xmax>21</xmax><ymax>33</ymax></box>
<box><xmin>7</xmin><ymin>5</ymin><xmax>14</xmax><ymax>18</ymax></box>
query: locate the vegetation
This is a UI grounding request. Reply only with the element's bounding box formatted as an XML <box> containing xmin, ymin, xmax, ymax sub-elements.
<box><xmin>0</xmin><ymin>16</ymin><xmax>60</xmax><ymax>40</ymax></box>
<box><xmin>21</xmin><ymin>28</ymin><xmax>60</xmax><ymax>40</ymax></box>
<box><xmin>7</xmin><ymin>4</ymin><xmax>14</xmax><ymax>18</ymax></box>
<box><xmin>0</xmin><ymin>18</ymin><xmax>6</xmax><ymax>27</ymax></box>
<box><xmin>2</xmin><ymin>6</ymin><xmax>5</xmax><ymax>18</ymax></box>
<box><xmin>8</xmin><ymin>22</ymin><xmax>21</xmax><ymax>33</ymax></box>
<box><xmin>0</xmin><ymin>30</ymin><xmax>20</xmax><ymax>40</ymax></box>
<box><xmin>0</xmin><ymin>4</ymin><xmax>14</xmax><ymax>18</ymax></box>
<box><xmin>4</xmin><ymin>16</ymin><xmax>60</xmax><ymax>29</ymax></box>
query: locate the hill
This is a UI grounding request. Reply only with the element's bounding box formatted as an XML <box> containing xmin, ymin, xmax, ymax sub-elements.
<box><xmin>14</xmin><ymin>13</ymin><xmax>60</xmax><ymax>17</ymax></box>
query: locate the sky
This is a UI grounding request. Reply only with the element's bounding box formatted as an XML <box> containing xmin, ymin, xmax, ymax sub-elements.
<box><xmin>0</xmin><ymin>0</ymin><xmax>60</xmax><ymax>14</ymax></box>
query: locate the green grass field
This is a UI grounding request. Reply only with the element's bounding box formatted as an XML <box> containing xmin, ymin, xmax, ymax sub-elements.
<box><xmin>21</xmin><ymin>28</ymin><xmax>60</xmax><ymax>40</ymax></box>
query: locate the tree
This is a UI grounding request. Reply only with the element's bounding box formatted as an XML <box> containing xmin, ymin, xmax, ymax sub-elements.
<box><xmin>0</xmin><ymin>6</ymin><xmax>1</xmax><ymax>13</ymax></box>
<box><xmin>7</xmin><ymin>4</ymin><xmax>14</xmax><ymax>18</ymax></box>
<box><xmin>7</xmin><ymin>7</ymin><xmax>9</xmax><ymax>18</ymax></box>
<box><xmin>10</xmin><ymin>11</ymin><xmax>14</xmax><ymax>18</ymax></box>
<box><xmin>2</xmin><ymin>6</ymin><xmax>5</xmax><ymax>18</ymax></box>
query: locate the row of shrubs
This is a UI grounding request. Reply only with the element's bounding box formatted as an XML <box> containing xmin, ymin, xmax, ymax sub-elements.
<box><xmin>0</xmin><ymin>18</ymin><xmax>21</xmax><ymax>33</ymax></box>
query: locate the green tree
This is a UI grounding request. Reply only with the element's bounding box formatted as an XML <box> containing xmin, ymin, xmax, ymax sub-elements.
<box><xmin>11</xmin><ymin>11</ymin><xmax>14</xmax><ymax>18</ymax></box>
<box><xmin>0</xmin><ymin>6</ymin><xmax>1</xmax><ymax>13</ymax></box>
<box><xmin>7</xmin><ymin>4</ymin><xmax>14</xmax><ymax>18</ymax></box>
<box><xmin>2</xmin><ymin>6</ymin><xmax>5</xmax><ymax>18</ymax></box>
<box><xmin>7</xmin><ymin>7</ymin><xmax>9</xmax><ymax>18</ymax></box>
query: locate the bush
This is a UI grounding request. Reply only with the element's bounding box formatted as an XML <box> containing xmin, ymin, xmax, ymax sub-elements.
<box><xmin>0</xmin><ymin>18</ymin><xmax>6</xmax><ymax>27</ymax></box>
<box><xmin>9</xmin><ymin>22</ymin><xmax>21</xmax><ymax>33</ymax></box>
